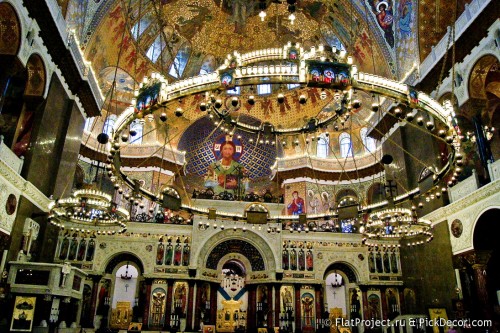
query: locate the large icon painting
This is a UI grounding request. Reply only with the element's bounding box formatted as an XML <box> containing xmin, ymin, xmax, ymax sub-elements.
<box><xmin>11</xmin><ymin>296</ymin><xmax>36</xmax><ymax>332</ymax></box>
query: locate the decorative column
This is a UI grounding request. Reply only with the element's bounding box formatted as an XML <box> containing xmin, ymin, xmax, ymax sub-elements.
<box><xmin>274</xmin><ymin>283</ymin><xmax>281</xmax><ymax>328</ymax></box>
<box><xmin>295</xmin><ymin>285</ymin><xmax>301</xmax><ymax>333</ymax></box>
<box><xmin>88</xmin><ymin>274</ymin><xmax>102</xmax><ymax>328</ymax></box>
<box><xmin>141</xmin><ymin>278</ymin><xmax>153</xmax><ymax>329</ymax></box>
<box><xmin>465</xmin><ymin>250</ymin><xmax>492</xmax><ymax>319</ymax></box>
<box><xmin>186</xmin><ymin>281</ymin><xmax>195</xmax><ymax>331</ymax></box>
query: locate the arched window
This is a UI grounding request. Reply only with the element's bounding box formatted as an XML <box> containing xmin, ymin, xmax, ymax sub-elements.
<box><xmin>130</xmin><ymin>120</ymin><xmax>144</xmax><ymax>144</ymax></box>
<box><xmin>146</xmin><ymin>35</ymin><xmax>163</xmax><ymax>63</ymax></box>
<box><xmin>360</xmin><ymin>127</ymin><xmax>376</xmax><ymax>153</ymax></box>
<box><xmin>169</xmin><ymin>44</ymin><xmax>191</xmax><ymax>78</ymax></box>
<box><xmin>199</xmin><ymin>55</ymin><xmax>216</xmax><ymax>75</ymax></box>
<box><xmin>84</xmin><ymin>117</ymin><xmax>95</xmax><ymax>132</ymax></box>
<box><xmin>316</xmin><ymin>133</ymin><xmax>329</xmax><ymax>158</ymax></box>
<box><xmin>103</xmin><ymin>115</ymin><xmax>117</xmax><ymax>136</ymax></box>
<box><xmin>339</xmin><ymin>132</ymin><xmax>352</xmax><ymax>158</ymax></box>
<box><xmin>130</xmin><ymin>13</ymin><xmax>153</xmax><ymax>38</ymax></box>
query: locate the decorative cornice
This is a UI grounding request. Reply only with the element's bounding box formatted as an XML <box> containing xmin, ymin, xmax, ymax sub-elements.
<box><xmin>424</xmin><ymin>179</ymin><xmax>500</xmax><ymax>224</ymax></box>
<box><xmin>0</xmin><ymin>159</ymin><xmax>51</xmax><ymax>212</ymax></box>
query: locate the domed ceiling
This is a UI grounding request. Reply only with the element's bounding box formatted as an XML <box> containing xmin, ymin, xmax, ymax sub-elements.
<box><xmin>81</xmin><ymin>0</ymin><xmax>402</xmax><ymax>104</ymax></box>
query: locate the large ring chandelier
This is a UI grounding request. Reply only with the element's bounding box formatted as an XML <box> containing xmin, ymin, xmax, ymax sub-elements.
<box><xmin>48</xmin><ymin>189</ymin><xmax>129</xmax><ymax>234</ymax></box>
<box><xmin>104</xmin><ymin>43</ymin><xmax>462</xmax><ymax>244</ymax></box>
<box><xmin>362</xmin><ymin>208</ymin><xmax>433</xmax><ymax>247</ymax></box>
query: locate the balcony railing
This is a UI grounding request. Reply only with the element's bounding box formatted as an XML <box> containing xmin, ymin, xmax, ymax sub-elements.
<box><xmin>45</xmin><ymin>0</ymin><xmax>104</xmax><ymax>110</ymax></box>
<box><xmin>0</xmin><ymin>135</ymin><xmax>24</xmax><ymax>174</ymax></box>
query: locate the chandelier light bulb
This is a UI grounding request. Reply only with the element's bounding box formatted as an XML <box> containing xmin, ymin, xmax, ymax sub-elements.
<box><xmin>259</xmin><ymin>10</ymin><xmax>267</xmax><ymax>21</ymax></box>
<box><xmin>288</xmin><ymin>13</ymin><xmax>296</xmax><ymax>24</ymax></box>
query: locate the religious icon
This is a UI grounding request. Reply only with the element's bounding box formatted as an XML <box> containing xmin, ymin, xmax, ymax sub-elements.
<box><xmin>324</xmin><ymin>69</ymin><xmax>334</xmax><ymax>83</ymax></box>
<box><xmin>205</xmin><ymin>135</ymin><xmax>247</xmax><ymax>195</ymax></box>
<box><xmin>301</xmin><ymin>293</ymin><xmax>314</xmax><ymax>327</ymax></box>
<box><xmin>287</xmin><ymin>191</ymin><xmax>305</xmax><ymax>215</ymax></box>
<box><xmin>6</xmin><ymin>194</ymin><xmax>17</xmax><ymax>215</ymax></box>
<box><xmin>77</xmin><ymin>239</ymin><xmax>86</xmax><ymax>261</ymax></box>
<box><xmin>59</xmin><ymin>237</ymin><xmax>69</xmax><ymax>260</ymax></box>
<box><xmin>156</xmin><ymin>243</ymin><xmax>165</xmax><ymax>265</ymax></box>
<box><xmin>86</xmin><ymin>239</ymin><xmax>95</xmax><ymax>261</ymax></box>
<box><xmin>11</xmin><ymin>296</ymin><xmax>36</xmax><ymax>331</ymax></box>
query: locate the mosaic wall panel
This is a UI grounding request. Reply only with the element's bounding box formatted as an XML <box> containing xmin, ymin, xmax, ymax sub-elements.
<box><xmin>206</xmin><ymin>239</ymin><xmax>265</xmax><ymax>271</ymax></box>
<box><xmin>395</xmin><ymin>0</ymin><xmax>419</xmax><ymax>80</ymax></box>
<box><xmin>178</xmin><ymin>116</ymin><xmax>277</xmax><ymax>179</ymax></box>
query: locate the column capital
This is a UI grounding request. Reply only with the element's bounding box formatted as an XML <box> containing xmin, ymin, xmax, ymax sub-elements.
<box><xmin>463</xmin><ymin>250</ymin><xmax>491</xmax><ymax>267</ymax></box>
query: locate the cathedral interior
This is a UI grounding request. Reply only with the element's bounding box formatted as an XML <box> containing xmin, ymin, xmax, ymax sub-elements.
<box><xmin>0</xmin><ymin>0</ymin><xmax>499</xmax><ymax>333</ymax></box>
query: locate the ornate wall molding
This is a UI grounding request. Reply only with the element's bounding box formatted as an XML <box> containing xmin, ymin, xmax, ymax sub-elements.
<box><xmin>423</xmin><ymin>179</ymin><xmax>500</xmax><ymax>254</ymax></box>
<box><xmin>0</xmin><ymin>158</ymin><xmax>50</xmax><ymax>213</ymax></box>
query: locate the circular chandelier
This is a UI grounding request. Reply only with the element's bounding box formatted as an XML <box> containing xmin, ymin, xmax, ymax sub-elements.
<box><xmin>48</xmin><ymin>189</ymin><xmax>129</xmax><ymax>234</ymax></box>
<box><xmin>362</xmin><ymin>208</ymin><xmax>433</xmax><ymax>246</ymax></box>
<box><xmin>103</xmin><ymin>43</ymin><xmax>462</xmax><ymax>245</ymax></box>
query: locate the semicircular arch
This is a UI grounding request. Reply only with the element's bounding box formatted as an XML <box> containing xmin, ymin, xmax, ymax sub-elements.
<box><xmin>195</xmin><ymin>229</ymin><xmax>278</xmax><ymax>276</ymax></box>
<box><xmin>323</xmin><ymin>261</ymin><xmax>360</xmax><ymax>284</ymax></box>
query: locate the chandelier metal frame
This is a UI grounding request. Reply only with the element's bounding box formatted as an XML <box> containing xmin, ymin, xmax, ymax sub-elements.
<box><xmin>103</xmin><ymin>43</ymin><xmax>463</xmax><ymax>245</ymax></box>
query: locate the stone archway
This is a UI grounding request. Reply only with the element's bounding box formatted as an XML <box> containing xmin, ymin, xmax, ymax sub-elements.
<box><xmin>322</xmin><ymin>262</ymin><xmax>364</xmax><ymax>332</ymax></box>
<box><xmin>195</xmin><ymin>229</ymin><xmax>278</xmax><ymax>276</ymax></box>
<box><xmin>455</xmin><ymin>208</ymin><xmax>500</xmax><ymax>324</ymax></box>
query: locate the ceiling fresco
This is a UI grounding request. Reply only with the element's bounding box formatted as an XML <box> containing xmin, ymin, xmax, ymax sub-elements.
<box><xmin>78</xmin><ymin>0</ymin><xmax>399</xmax><ymax>99</ymax></box>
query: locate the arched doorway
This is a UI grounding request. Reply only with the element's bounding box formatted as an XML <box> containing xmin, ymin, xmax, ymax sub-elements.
<box><xmin>217</xmin><ymin>258</ymin><xmax>249</xmax><ymax>332</ymax></box>
<box><xmin>196</xmin><ymin>231</ymin><xmax>277</xmax><ymax>332</ymax></box>
<box><xmin>469</xmin><ymin>209</ymin><xmax>500</xmax><ymax>322</ymax></box>
<box><xmin>89</xmin><ymin>253</ymin><xmax>145</xmax><ymax>330</ymax></box>
<box><xmin>324</xmin><ymin>263</ymin><xmax>361</xmax><ymax>333</ymax></box>
<box><xmin>466</xmin><ymin>55</ymin><xmax>500</xmax><ymax>176</ymax></box>
<box><xmin>109</xmin><ymin>263</ymin><xmax>139</xmax><ymax>330</ymax></box>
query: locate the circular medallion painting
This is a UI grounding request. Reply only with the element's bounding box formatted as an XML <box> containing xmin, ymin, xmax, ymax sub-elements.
<box><xmin>6</xmin><ymin>194</ymin><xmax>17</xmax><ymax>215</ymax></box>
<box><xmin>451</xmin><ymin>219</ymin><xmax>463</xmax><ymax>238</ymax></box>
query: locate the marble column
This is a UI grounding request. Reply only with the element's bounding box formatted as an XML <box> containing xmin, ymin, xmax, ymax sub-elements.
<box><xmin>360</xmin><ymin>287</ymin><xmax>369</xmax><ymax>320</ymax></box>
<box><xmin>247</xmin><ymin>284</ymin><xmax>257</xmax><ymax>332</ymax></box>
<box><xmin>186</xmin><ymin>281</ymin><xmax>195</xmax><ymax>331</ymax></box>
<box><xmin>315</xmin><ymin>285</ymin><xmax>322</xmax><ymax>320</ymax></box>
<box><xmin>194</xmin><ymin>282</ymin><xmax>202</xmax><ymax>331</ymax></box>
<box><xmin>88</xmin><ymin>274</ymin><xmax>102</xmax><ymax>328</ymax></box>
<box><xmin>165</xmin><ymin>279</ymin><xmax>174</xmax><ymax>329</ymax></box>
<box><xmin>274</xmin><ymin>283</ymin><xmax>281</xmax><ymax>328</ymax></box>
<box><xmin>380</xmin><ymin>287</ymin><xmax>388</xmax><ymax>320</ymax></box>
<box><xmin>210</xmin><ymin>281</ymin><xmax>218</xmax><ymax>324</ymax></box>
<box><xmin>295</xmin><ymin>285</ymin><xmax>301</xmax><ymax>332</ymax></box>
<box><xmin>141</xmin><ymin>278</ymin><xmax>153</xmax><ymax>329</ymax></box>
<box><xmin>264</xmin><ymin>284</ymin><xmax>271</xmax><ymax>327</ymax></box>
<box><xmin>465</xmin><ymin>250</ymin><xmax>492</xmax><ymax>320</ymax></box>
<box><xmin>398</xmin><ymin>288</ymin><xmax>405</xmax><ymax>315</ymax></box>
